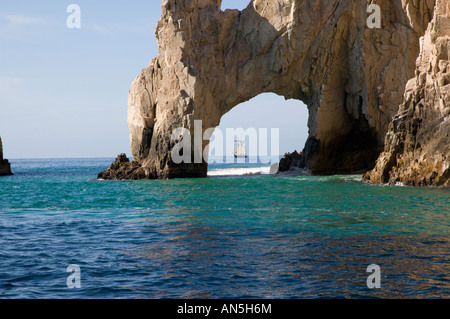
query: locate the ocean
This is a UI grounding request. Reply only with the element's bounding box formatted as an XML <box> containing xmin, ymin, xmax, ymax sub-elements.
<box><xmin>0</xmin><ymin>158</ymin><xmax>449</xmax><ymax>299</ymax></box>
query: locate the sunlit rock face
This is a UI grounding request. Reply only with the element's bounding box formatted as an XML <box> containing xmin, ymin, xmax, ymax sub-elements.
<box><xmin>365</xmin><ymin>0</ymin><xmax>450</xmax><ymax>187</ymax></box>
<box><xmin>100</xmin><ymin>0</ymin><xmax>442</xmax><ymax>181</ymax></box>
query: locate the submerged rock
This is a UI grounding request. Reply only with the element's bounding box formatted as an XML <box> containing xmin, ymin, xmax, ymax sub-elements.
<box><xmin>0</xmin><ymin>137</ymin><xmax>12</xmax><ymax>176</ymax></box>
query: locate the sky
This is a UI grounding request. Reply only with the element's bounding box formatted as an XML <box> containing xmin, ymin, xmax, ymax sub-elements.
<box><xmin>0</xmin><ymin>0</ymin><xmax>309</xmax><ymax>159</ymax></box>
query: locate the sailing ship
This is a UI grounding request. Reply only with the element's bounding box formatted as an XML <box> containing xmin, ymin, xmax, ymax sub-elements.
<box><xmin>234</xmin><ymin>139</ymin><xmax>248</xmax><ymax>158</ymax></box>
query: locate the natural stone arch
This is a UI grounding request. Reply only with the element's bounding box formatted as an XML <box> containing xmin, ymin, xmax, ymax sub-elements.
<box><xmin>99</xmin><ymin>0</ymin><xmax>435</xmax><ymax>180</ymax></box>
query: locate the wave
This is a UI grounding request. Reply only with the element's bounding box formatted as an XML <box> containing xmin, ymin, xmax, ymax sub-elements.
<box><xmin>207</xmin><ymin>166</ymin><xmax>272</xmax><ymax>177</ymax></box>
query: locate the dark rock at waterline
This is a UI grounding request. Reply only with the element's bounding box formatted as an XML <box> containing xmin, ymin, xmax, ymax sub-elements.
<box><xmin>0</xmin><ymin>137</ymin><xmax>13</xmax><ymax>176</ymax></box>
<box><xmin>98</xmin><ymin>153</ymin><xmax>208</xmax><ymax>180</ymax></box>
<box><xmin>278</xmin><ymin>151</ymin><xmax>304</xmax><ymax>172</ymax></box>
<box><xmin>0</xmin><ymin>159</ymin><xmax>12</xmax><ymax>176</ymax></box>
<box><xmin>97</xmin><ymin>153</ymin><xmax>146</xmax><ymax>180</ymax></box>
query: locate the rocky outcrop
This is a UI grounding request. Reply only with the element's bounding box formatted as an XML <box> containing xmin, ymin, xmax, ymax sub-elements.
<box><xmin>365</xmin><ymin>0</ymin><xmax>450</xmax><ymax>187</ymax></box>
<box><xmin>277</xmin><ymin>150</ymin><xmax>313</xmax><ymax>175</ymax></box>
<box><xmin>0</xmin><ymin>137</ymin><xmax>13</xmax><ymax>176</ymax></box>
<box><xmin>98</xmin><ymin>153</ymin><xmax>146</xmax><ymax>180</ymax></box>
<box><xmin>100</xmin><ymin>0</ymin><xmax>438</xmax><ymax>180</ymax></box>
<box><xmin>278</xmin><ymin>151</ymin><xmax>303</xmax><ymax>172</ymax></box>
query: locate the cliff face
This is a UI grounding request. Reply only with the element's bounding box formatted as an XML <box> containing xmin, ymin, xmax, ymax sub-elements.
<box><xmin>100</xmin><ymin>0</ymin><xmax>444</xmax><ymax>182</ymax></box>
<box><xmin>365</xmin><ymin>0</ymin><xmax>450</xmax><ymax>187</ymax></box>
<box><xmin>0</xmin><ymin>137</ymin><xmax>13</xmax><ymax>176</ymax></box>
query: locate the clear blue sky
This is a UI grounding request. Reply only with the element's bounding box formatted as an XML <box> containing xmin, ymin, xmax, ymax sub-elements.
<box><xmin>0</xmin><ymin>0</ymin><xmax>308</xmax><ymax>159</ymax></box>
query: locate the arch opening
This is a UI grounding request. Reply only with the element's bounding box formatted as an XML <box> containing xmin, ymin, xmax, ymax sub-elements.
<box><xmin>206</xmin><ymin>93</ymin><xmax>309</xmax><ymax>174</ymax></box>
<box><xmin>220</xmin><ymin>0</ymin><xmax>250</xmax><ymax>11</ymax></box>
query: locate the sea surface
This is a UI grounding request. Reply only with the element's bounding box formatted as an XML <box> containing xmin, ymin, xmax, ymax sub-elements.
<box><xmin>0</xmin><ymin>157</ymin><xmax>449</xmax><ymax>299</ymax></box>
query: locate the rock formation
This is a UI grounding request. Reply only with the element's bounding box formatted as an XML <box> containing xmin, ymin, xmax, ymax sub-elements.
<box><xmin>365</xmin><ymin>0</ymin><xmax>450</xmax><ymax>186</ymax></box>
<box><xmin>0</xmin><ymin>137</ymin><xmax>13</xmax><ymax>176</ymax></box>
<box><xmin>278</xmin><ymin>151</ymin><xmax>303</xmax><ymax>172</ymax></box>
<box><xmin>98</xmin><ymin>153</ymin><xmax>145</xmax><ymax>180</ymax></box>
<box><xmin>99</xmin><ymin>0</ymin><xmax>445</xmax><ymax>183</ymax></box>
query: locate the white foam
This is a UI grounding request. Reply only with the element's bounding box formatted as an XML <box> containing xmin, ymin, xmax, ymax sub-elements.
<box><xmin>207</xmin><ymin>166</ymin><xmax>271</xmax><ymax>177</ymax></box>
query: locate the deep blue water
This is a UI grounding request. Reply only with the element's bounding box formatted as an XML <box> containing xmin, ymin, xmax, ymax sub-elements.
<box><xmin>0</xmin><ymin>158</ymin><xmax>449</xmax><ymax>299</ymax></box>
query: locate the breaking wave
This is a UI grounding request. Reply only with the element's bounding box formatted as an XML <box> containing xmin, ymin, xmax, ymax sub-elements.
<box><xmin>207</xmin><ymin>166</ymin><xmax>272</xmax><ymax>177</ymax></box>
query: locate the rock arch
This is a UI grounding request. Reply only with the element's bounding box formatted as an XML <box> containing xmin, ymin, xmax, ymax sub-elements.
<box><xmin>99</xmin><ymin>0</ymin><xmax>436</xmax><ymax>180</ymax></box>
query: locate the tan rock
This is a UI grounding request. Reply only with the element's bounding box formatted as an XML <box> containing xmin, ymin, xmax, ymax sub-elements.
<box><xmin>365</xmin><ymin>0</ymin><xmax>449</xmax><ymax>187</ymax></box>
<box><xmin>101</xmin><ymin>0</ymin><xmax>441</xmax><ymax>181</ymax></box>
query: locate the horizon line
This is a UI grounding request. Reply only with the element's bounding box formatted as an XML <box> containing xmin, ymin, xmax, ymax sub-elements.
<box><xmin>8</xmin><ymin>154</ymin><xmax>287</xmax><ymax>161</ymax></box>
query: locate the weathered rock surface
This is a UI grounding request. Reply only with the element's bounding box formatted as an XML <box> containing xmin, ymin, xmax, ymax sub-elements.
<box><xmin>278</xmin><ymin>151</ymin><xmax>304</xmax><ymax>172</ymax></box>
<box><xmin>100</xmin><ymin>0</ymin><xmax>442</xmax><ymax>181</ymax></box>
<box><xmin>277</xmin><ymin>150</ymin><xmax>313</xmax><ymax>175</ymax></box>
<box><xmin>98</xmin><ymin>153</ymin><xmax>146</xmax><ymax>180</ymax></box>
<box><xmin>365</xmin><ymin>0</ymin><xmax>450</xmax><ymax>187</ymax></box>
<box><xmin>0</xmin><ymin>137</ymin><xmax>13</xmax><ymax>176</ymax></box>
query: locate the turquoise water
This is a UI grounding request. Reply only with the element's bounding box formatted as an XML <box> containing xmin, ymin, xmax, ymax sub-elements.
<box><xmin>0</xmin><ymin>158</ymin><xmax>449</xmax><ymax>298</ymax></box>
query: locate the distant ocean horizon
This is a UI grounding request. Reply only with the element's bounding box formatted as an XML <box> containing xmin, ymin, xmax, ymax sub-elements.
<box><xmin>0</xmin><ymin>157</ymin><xmax>449</xmax><ymax>299</ymax></box>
